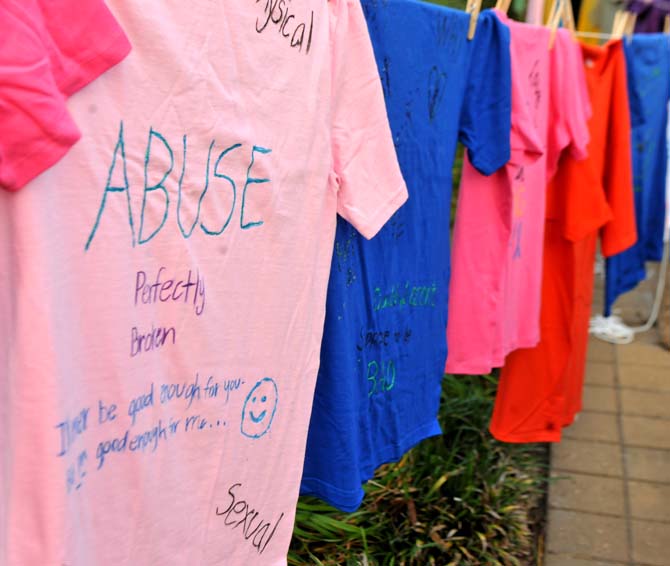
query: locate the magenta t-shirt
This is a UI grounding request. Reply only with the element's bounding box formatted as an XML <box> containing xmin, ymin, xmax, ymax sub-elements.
<box><xmin>446</xmin><ymin>19</ymin><xmax>590</xmax><ymax>375</ymax></box>
<box><xmin>0</xmin><ymin>0</ymin><xmax>132</xmax><ymax>191</ymax></box>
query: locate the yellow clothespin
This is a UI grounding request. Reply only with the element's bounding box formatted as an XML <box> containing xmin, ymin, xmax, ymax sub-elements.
<box><xmin>664</xmin><ymin>15</ymin><xmax>670</xmax><ymax>34</ymax></box>
<box><xmin>624</xmin><ymin>11</ymin><xmax>637</xmax><ymax>38</ymax></box>
<box><xmin>466</xmin><ymin>0</ymin><xmax>483</xmax><ymax>40</ymax></box>
<box><xmin>610</xmin><ymin>10</ymin><xmax>626</xmax><ymax>38</ymax></box>
<box><xmin>545</xmin><ymin>0</ymin><xmax>558</xmax><ymax>25</ymax></box>
<box><xmin>610</xmin><ymin>10</ymin><xmax>622</xmax><ymax>37</ymax></box>
<box><xmin>612</xmin><ymin>10</ymin><xmax>632</xmax><ymax>39</ymax></box>
<box><xmin>547</xmin><ymin>0</ymin><xmax>564</xmax><ymax>49</ymax></box>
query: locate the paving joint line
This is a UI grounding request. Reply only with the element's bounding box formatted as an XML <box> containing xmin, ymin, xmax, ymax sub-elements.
<box><xmin>625</xmin><ymin>477</ymin><xmax>670</xmax><ymax>486</ymax></box>
<box><xmin>613</xmin><ymin>345</ymin><xmax>635</xmax><ymax>566</ymax></box>
<box><xmin>552</xmin><ymin>467</ymin><xmax>623</xmax><ymax>480</ymax></box>
<box><xmin>547</xmin><ymin>504</ymin><xmax>626</xmax><ymax>520</ymax></box>
<box><xmin>569</xmin><ymin>407</ymin><xmax>670</xmax><ymax>421</ymax></box>
<box><xmin>623</xmin><ymin>442</ymin><xmax>670</xmax><ymax>452</ymax></box>
<box><xmin>617</xmin><ymin>361</ymin><xmax>670</xmax><ymax>369</ymax></box>
<box><xmin>549</xmin><ymin>504</ymin><xmax>670</xmax><ymax>525</ymax></box>
<box><xmin>618</xmin><ymin>386</ymin><xmax>670</xmax><ymax>395</ymax></box>
<box><xmin>562</xmin><ymin>436</ymin><xmax>620</xmax><ymax>445</ymax></box>
<box><xmin>545</xmin><ymin>550</ymin><xmax>629</xmax><ymax>564</ymax></box>
<box><xmin>552</xmin><ymin>467</ymin><xmax>670</xmax><ymax>486</ymax></box>
<box><xmin>562</xmin><ymin>434</ymin><xmax>670</xmax><ymax>451</ymax></box>
<box><xmin>582</xmin><ymin>382</ymin><xmax>618</xmax><ymax>389</ymax></box>
<box><xmin>629</xmin><ymin>515</ymin><xmax>670</xmax><ymax>526</ymax></box>
<box><xmin>578</xmin><ymin>409</ymin><xmax>670</xmax><ymax>422</ymax></box>
<box><xmin>584</xmin><ymin>382</ymin><xmax>670</xmax><ymax>395</ymax></box>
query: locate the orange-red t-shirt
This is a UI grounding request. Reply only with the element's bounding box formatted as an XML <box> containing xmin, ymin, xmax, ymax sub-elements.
<box><xmin>490</xmin><ymin>40</ymin><xmax>637</xmax><ymax>443</ymax></box>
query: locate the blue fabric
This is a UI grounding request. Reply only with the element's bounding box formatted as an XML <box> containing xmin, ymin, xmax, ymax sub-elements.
<box><xmin>300</xmin><ymin>1</ymin><xmax>511</xmax><ymax>513</ymax></box>
<box><xmin>605</xmin><ymin>35</ymin><xmax>670</xmax><ymax>316</ymax></box>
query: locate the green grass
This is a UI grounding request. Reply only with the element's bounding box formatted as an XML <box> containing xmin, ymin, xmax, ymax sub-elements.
<box><xmin>289</xmin><ymin>374</ymin><xmax>548</xmax><ymax>565</ymax></box>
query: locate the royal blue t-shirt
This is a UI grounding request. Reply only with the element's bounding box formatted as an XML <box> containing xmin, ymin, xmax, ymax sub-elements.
<box><xmin>300</xmin><ymin>1</ymin><xmax>511</xmax><ymax>512</ymax></box>
<box><xmin>605</xmin><ymin>35</ymin><xmax>670</xmax><ymax>315</ymax></box>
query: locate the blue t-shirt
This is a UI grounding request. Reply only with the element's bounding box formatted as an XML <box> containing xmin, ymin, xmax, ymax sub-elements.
<box><xmin>300</xmin><ymin>1</ymin><xmax>511</xmax><ymax>512</ymax></box>
<box><xmin>605</xmin><ymin>35</ymin><xmax>670</xmax><ymax>315</ymax></box>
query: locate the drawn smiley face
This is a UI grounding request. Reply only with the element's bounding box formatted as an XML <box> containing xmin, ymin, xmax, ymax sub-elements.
<box><xmin>240</xmin><ymin>377</ymin><xmax>278</xmax><ymax>439</ymax></box>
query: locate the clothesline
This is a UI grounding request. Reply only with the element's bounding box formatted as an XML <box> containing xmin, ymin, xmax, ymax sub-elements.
<box><xmin>575</xmin><ymin>30</ymin><xmax>618</xmax><ymax>39</ymax></box>
<box><xmin>2</xmin><ymin>1</ymin><xmax>670</xmax><ymax>564</ymax></box>
<box><xmin>573</xmin><ymin>30</ymin><xmax>642</xmax><ymax>40</ymax></box>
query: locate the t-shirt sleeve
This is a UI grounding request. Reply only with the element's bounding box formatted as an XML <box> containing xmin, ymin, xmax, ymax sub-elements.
<box><xmin>329</xmin><ymin>0</ymin><xmax>408</xmax><ymax>240</ymax></box>
<box><xmin>569</xmin><ymin>35</ymin><xmax>592</xmax><ymax>157</ymax></box>
<box><xmin>601</xmin><ymin>42</ymin><xmax>637</xmax><ymax>257</ymax></box>
<box><xmin>459</xmin><ymin>11</ymin><xmax>512</xmax><ymax>175</ymax></box>
<box><xmin>36</xmin><ymin>0</ymin><xmax>131</xmax><ymax>97</ymax></box>
<box><xmin>0</xmin><ymin>3</ymin><xmax>80</xmax><ymax>192</ymax></box>
<box><xmin>546</xmin><ymin>31</ymin><xmax>591</xmax><ymax>181</ymax></box>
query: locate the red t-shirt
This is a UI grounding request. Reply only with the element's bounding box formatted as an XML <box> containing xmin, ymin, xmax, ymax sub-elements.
<box><xmin>491</xmin><ymin>39</ymin><xmax>637</xmax><ymax>443</ymax></box>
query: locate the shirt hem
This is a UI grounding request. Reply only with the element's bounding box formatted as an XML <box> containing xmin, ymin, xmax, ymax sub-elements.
<box><xmin>446</xmin><ymin>361</ymin><xmax>495</xmax><ymax>375</ymax></box>
<box><xmin>447</xmin><ymin>334</ymin><xmax>540</xmax><ymax>375</ymax></box>
<box><xmin>1</xmin><ymin>110</ymin><xmax>81</xmax><ymax>191</ymax></box>
<box><xmin>356</xmin><ymin>183</ymin><xmax>408</xmax><ymax>240</ymax></box>
<box><xmin>300</xmin><ymin>419</ymin><xmax>441</xmax><ymax>512</ymax></box>
<box><xmin>489</xmin><ymin>425</ymin><xmax>562</xmax><ymax>444</ymax></box>
<box><xmin>59</xmin><ymin>29</ymin><xmax>132</xmax><ymax>97</ymax></box>
<box><xmin>468</xmin><ymin>149</ymin><xmax>509</xmax><ymax>177</ymax></box>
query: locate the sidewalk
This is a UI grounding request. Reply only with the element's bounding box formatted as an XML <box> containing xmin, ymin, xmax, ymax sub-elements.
<box><xmin>544</xmin><ymin>273</ymin><xmax>670</xmax><ymax>565</ymax></box>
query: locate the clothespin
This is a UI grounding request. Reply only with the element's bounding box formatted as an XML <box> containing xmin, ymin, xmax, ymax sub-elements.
<box><xmin>664</xmin><ymin>14</ymin><xmax>670</xmax><ymax>34</ymax></box>
<box><xmin>624</xmin><ymin>12</ymin><xmax>637</xmax><ymax>37</ymax></box>
<box><xmin>545</xmin><ymin>0</ymin><xmax>559</xmax><ymax>26</ymax></box>
<box><xmin>495</xmin><ymin>0</ymin><xmax>513</xmax><ymax>14</ymax></box>
<box><xmin>610</xmin><ymin>10</ymin><xmax>623</xmax><ymax>37</ymax></box>
<box><xmin>562</xmin><ymin>0</ymin><xmax>576</xmax><ymax>36</ymax></box>
<box><xmin>547</xmin><ymin>0</ymin><xmax>564</xmax><ymax>49</ymax></box>
<box><xmin>466</xmin><ymin>0</ymin><xmax>482</xmax><ymax>40</ymax></box>
<box><xmin>612</xmin><ymin>10</ymin><xmax>633</xmax><ymax>39</ymax></box>
<box><xmin>624</xmin><ymin>11</ymin><xmax>637</xmax><ymax>38</ymax></box>
<box><xmin>611</xmin><ymin>10</ymin><xmax>626</xmax><ymax>38</ymax></box>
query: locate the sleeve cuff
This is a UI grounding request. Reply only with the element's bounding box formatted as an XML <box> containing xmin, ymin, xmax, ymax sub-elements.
<box><xmin>59</xmin><ymin>29</ymin><xmax>132</xmax><ymax>97</ymax></box>
<box><xmin>0</xmin><ymin>109</ymin><xmax>81</xmax><ymax>192</ymax></box>
<box><xmin>355</xmin><ymin>183</ymin><xmax>409</xmax><ymax>240</ymax></box>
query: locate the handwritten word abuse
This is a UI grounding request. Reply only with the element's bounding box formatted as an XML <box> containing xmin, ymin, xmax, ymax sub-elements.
<box><xmin>85</xmin><ymin>123</ymin><xmax>273</xmax><ymax>251</ymax></box>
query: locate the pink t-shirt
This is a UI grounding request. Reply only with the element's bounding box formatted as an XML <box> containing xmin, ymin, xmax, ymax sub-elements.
<box><xmin>446</xmin><ymin>20</ymin><xmax>590</xmax><ymax>375</ymax></box>
<box><xmin>0</xmin><ymin>0</ymin><xmax>131</xmax><ymax>191</ymax></box>
<box><xmin>0</xmin><ymin>2</ymin><xmax>407</xmax><ymax>565</ymax></box>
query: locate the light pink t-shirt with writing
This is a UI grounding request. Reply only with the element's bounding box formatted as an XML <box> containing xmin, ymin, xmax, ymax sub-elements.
<box><xmin>446</xmin><ymin>20</ymin><xmax>590</xmax><ymax>375</ymax></box>
<box><xmin>0</xmin><ymin>2</ymin><xmax>407</xmax><ymax>565</ymax></box>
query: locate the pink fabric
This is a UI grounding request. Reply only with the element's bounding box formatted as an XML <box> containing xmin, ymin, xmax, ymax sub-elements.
<box><xmin>0</xmin><ymin>1</ymin><xmax>406</xmax><ymax>565</ymax></box>
<box><xmin>0</xmin><ymin>0</ymin><xmax>131</xmax><ymax>192</ymax></box>
<box><xmin>446</xmin><ymin>20</ymin><xmax>590</xmax><ymax>375</ymax></box>
<box><xmin>525</xmin><ymin>0</ymin><xmax>545</xmax><ymax>25</ymax></box>
<box><xmin>36</xmin><ymin>0</ymin><xmax>134</xmax><ymax>97</ymax></box>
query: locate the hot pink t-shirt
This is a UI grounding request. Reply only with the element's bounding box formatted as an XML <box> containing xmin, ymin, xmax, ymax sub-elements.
<box><xmin>0</xmin><ymin>0</ymin><xmax>131</xmax><ymax>191</ymax></box>
<box><xmin>446</xmin><ymin>20</ymin><xmax>590</xmax><ymax>375</ymax></box>
<box><xmin>0</xmin><ymin>2</ymin><xmax>407</xmax><ymax>565</ymax></box>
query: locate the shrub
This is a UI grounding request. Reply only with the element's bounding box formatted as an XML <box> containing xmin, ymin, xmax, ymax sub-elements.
<box><xmin>289</xmin><ymin>374</ymin><xmax>548</xmax><ymax>566</ymax></box>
